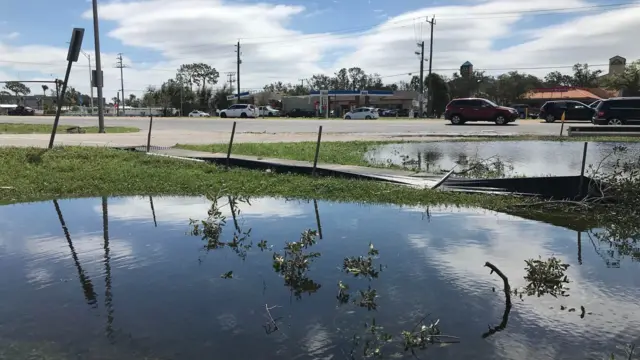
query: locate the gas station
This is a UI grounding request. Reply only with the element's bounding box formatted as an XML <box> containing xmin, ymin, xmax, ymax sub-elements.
<box><xmin>308</xmin><ymin>89</ymin><xmax>402</xmax><ymax>118</ymax></box>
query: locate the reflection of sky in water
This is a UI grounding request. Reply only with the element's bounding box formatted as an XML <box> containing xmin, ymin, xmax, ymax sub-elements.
<box><xmin>0</xmin><ymin>197</ymin><xmax>639</xmax><ymax>359</ymax></box>
<box><xmin>365</xmin><ymin>141</ymin><xmax>640</xmax><ymax>176</ymax></box>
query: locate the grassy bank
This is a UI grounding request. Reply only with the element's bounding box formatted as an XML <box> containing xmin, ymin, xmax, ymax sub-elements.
<box><xmin>0</xmin><ymin>123</ymin><xmax>139</xmax><ymax>134</ymax></box>
<box><xmin>178</xmin><ymin>136</ymin><xmax>640</xmax><ymax>168</ymax></box>
<box><xmin>0</xmin><ymin>146</ymin><xmax>532</xmax><ymax>211</ymax></box>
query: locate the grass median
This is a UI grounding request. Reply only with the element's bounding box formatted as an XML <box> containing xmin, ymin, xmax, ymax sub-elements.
<box><xmin>0</xmin><ymin>123</ymin><xmax>139</xmax><ymax>134</ymax></box>
<box><xmin>0</xmin><ymin>146</ymin><xmax>530</xmax><ymax>211</ymax></box>
<box><xmin>178</xmin><ymin>136</ymin><xmax>640</xmax><ymax>168</ymax></box>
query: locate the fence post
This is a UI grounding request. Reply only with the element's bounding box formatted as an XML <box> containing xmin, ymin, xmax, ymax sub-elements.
<box><xmin>577</xmin><ymin>141</ymin><xmax>588</xmax><ymax>198</ymax></box>
<box><xmin>312</xmin><ymin>125</ymin><xmax>323</xmax><ymax>176</ymax></box>
<box><xmin>146</xmin><ymin>115</ymin><xmax>153</xmax><ymax>152</ymax></box>
<box><xmin>226</xmin><ymin>121</ymin><xmax>237</xmax><ymax>167</ymax></box>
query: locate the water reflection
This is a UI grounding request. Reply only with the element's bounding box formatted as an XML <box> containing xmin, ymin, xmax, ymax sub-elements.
<box><xmin>1</xmin><ymin>196</ymin><xmax>639</xmax><ymax>359</ymax></box>
<box><xmin>365</xmin><ymin>141</ymin><xmax>640</xmax><ymax>177</ymax></box>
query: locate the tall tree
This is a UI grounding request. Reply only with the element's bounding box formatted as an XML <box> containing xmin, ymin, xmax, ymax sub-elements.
<box><xmin>544</xmin><ymin>71</ymin><xmax>573</xmax><ymax>87</ymax></box>
<box><xmin>3</xmin><ymin>81</ymin><xmax>31</xmax><ymax>97</ymax></box>
<box><xmin>602</xmin><ymin>59</ymin><xmax>640</xmax><ymax>96</ymax></box>
<box><xmin>571</xmin><ymin>63</ymin><xmax>602</xmax><ymax>87</ymax></box>
<box><xmin>425</xmin><ymin>73</ymin><xmax>450</xmax><ymax>115</ymax></box>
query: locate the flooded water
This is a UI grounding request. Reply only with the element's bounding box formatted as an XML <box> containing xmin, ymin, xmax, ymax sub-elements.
<box><xmin>365</xmin><ymin>141</ymin><xmax>640</xmax><ymax>177</ymax></box>
<box><xmin>1</xmin><ymin>196</ymin><xmax>639</xmax><ymax>359</ymax></box>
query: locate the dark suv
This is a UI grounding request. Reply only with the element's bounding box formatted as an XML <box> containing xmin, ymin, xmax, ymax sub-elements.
<box><xmin>444</xmin><ymin>98</ymin><xmax>518</xmax><ymax>125</ymax></box>
<box><xmin>538</xmin><ymin>100</ymin><xmax>594</xmax><ymax>123</ymax></box>
<box><xmin>592</xmin><ymin>97</ymin><xmax>640</xmax><ymax>125</ymax></box>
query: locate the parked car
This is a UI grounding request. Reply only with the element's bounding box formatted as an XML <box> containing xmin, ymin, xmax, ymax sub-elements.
<box><xmin>7</xmin><ymin>106</ymin><xmax>35</xmax><ymax>116</ymax></box>
<box><xmin>344</xmin><ymin>107</ymin><xmax>379</xmax><ymax>120</ymax></box>
<box><xmin>219</xmin><ymin>104</ymin><xmax>258</xmax><ymax>118</ymax></box>
<box><xmin>285</xmin><ymin>108</ymin><xmax>315</xmax><ymax>118</ymax></box>
<box><xmin>258</xmin><ymin>106</ymin><xmax>280</xmax><ymax>117</ymax></box>
<box><xmin>592</xmin><ymin>97</ymin><xmax>640</xmax><ymax>125</ymax></box>
<box><xmin>188</xmin><ymin>110</ymin><xmax>210</xmax><ymax>117</ymax></box>
<box><xmin>379</xmin><ymin>109</ymin><xmax>395</xmax><ymax>117</ymax></box>
<box><xmin>588</xmin><ymin>100</ymin><xmax>602</xmax><ymax>109</ymax></box>
<box><xmin>508</xmin><ymin>103</ymin><xmax>536</xmax><ymax>119</ymax></box>
<box><xmin>538</xmin><ymin>100</ymin><xmax>594</xmax><ymax>123</ymax></box>
<box><xmin>444</xmin><ymin>98</ymin><xmax>518</xmax><ymax>125</ymax></box>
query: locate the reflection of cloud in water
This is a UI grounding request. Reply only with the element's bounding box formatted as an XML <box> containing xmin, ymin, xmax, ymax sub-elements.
<box><xmin>366</xmin><ymin>141</ymin><xmax>640</xmax><ymax>177</ymax></box>
<box><xmin>100</xmin><ymin>196</ymin><xmax>307</xmax><ymax>224</ymax></box>
<box><xmin>300</xmin><ymin>323</ymin><xmax>334</xmax><ymax>360</ymax></box>
<box><xmin>405</xmin><ymin>208</ymin><xmax>640</xmax><ymax>346</ymax></box>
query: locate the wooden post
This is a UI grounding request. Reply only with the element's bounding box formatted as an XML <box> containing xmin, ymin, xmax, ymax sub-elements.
<box><xmin>226</xmin><ymin>121</ymin><xmax>237</xmax><ymax>167</ymax></box>
<box><xmin>312</xmin><ymin>125</ymin><xmax>323</xmax><ymax>176</ymax></box>
<box><xmin>146</xmin><ymin>115</ymin><xmax>153</xmax><ymax>152</ymax></box>
<box><xmin>559</xmin><ymin>111</ymin><xmax>566</xmax><ymax>136</ymax></box>
<box><xmin>577</xmin><ymin>141</ymin><xmax>588</xmax><ymax>197</ymax></box>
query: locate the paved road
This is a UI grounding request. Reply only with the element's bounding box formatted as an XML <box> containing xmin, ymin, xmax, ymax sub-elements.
<box><xmin>0</xmin><ymin>115</ymin><xmax>571</xmax><ymax>136</ymax></box>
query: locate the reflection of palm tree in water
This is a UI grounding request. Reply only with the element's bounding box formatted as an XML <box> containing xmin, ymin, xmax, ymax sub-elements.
<box><xmin>102</xmin><ymin>197</ymin><xmax>115</xmax><ymax>343</ymax></box>
<box><xmin>52</xmin><ymin>200</ymin><xmax>97</xmax><ymax>306</ymax></box>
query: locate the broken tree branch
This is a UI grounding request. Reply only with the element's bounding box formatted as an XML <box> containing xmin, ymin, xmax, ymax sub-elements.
<box><xmin>483</xmin><ymin>261</ymin><xmax>512</xmax><ymax>339</ymax></box>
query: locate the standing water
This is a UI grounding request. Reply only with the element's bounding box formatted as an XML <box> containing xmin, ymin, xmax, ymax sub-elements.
<box><xmin>364</xmin><ymin>141</ymin><xmax>640</xmax><ymax>176</ymax></box>
<box><xmin>0</xmin><ymin>196</ymin><xmax>639</xmax><ymax>359</ymax></box>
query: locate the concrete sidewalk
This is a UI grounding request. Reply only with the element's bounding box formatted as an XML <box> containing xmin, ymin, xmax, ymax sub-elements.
<box><xmin>0</xmin><ymin>129</ymin><xmax>465</xmax><ymax>148</ymax></box>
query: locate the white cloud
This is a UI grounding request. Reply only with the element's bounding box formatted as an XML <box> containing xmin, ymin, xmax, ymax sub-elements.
<box><xmin>99</xmin><ymin>196</ymin><xmax>308</xmax><ymax>225</ymax></box>
<box><xmin>1</xmin><ymin>0</ymin><xmax>639</xmax><ymax>100</ymax></box>
<box><xmin>1</xmin><ymin>32</ymin><xmax>19</xmax><ymax>40</ymax></box>
<box><xmin>405</xmin><ymin>208</ymin><xmax>640</xmax><ymax>347</ymax></box>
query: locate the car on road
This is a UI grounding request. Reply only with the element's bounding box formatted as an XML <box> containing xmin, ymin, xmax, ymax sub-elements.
<box><xmin>258</xmin><ymin>106</ymin><xmax>280</xmax><ymax>117</ymax></box>
<box><xmin>285</xmin><ymin>108</ymin><xmax>316</xmax><ymax>118</ymax></box>
<box><xmin>343</xmin><ymin>107</ymin><xmax>379</xmax><ymax>120</ymax></box>
<box><xmin>219</xmin><ymin>104</ymin><xmax>258</xmax><ymax>118</ymax></box>
<box><xmin>7</xmin><ymin>106</ymin><xmax>35</xmax><ymax>116</ymax></box>
<box><xmin>538</xmin><ymin>100</ymin><xmax>594</xmax><ymax>123</ymax></box>
<box><xmin>188</xmin><ymin>110</ymin><xmax>210</xmax><ymax>117</ymax></box>
<box><xmin>444</xmin><ymin>98</ymin><xmax>518</xmax><ymax>125</ymax></box>
<box><xmin>592</xmin><ymin>97</ymin><xmax>640</xmax><ymax>125</ymax></box>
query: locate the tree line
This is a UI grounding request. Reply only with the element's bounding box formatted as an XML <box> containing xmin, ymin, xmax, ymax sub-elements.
<box><xmin>2</xmin><ymin>59</ymin><xmax>638</xmax><ymax>115</ymax></box>
<box><xmin>263</xmin><ymin>60</ymin><xmax>640</xmax><ymax>113</ymax></box>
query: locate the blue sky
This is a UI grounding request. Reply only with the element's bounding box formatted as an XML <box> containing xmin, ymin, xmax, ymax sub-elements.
<box><xmin>1</xmin><ymin>0</ymin><xmax>638</xmax><ymax>98</ymax></box>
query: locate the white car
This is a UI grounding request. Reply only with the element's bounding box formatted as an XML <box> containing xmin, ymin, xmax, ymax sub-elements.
<box><xmin>258</xmin><ymin>106</ymin><xmax>280</xmax><ymax>117</ymax></box>
<box><xmin>188</xmin><ymin>110</ymin><xmax>210</xmax><ymax>117</ymax></box>
<box><xmin>219</xmin><ymin>104</ymin><xmax>258</xmax><ymax>118</ymax></box>
<box><xmin>343</xmin><ymin>107</ymin><xmax>379</xmax><ymax>120</ymax></box>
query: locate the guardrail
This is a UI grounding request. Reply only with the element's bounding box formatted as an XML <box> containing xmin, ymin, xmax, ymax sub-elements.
<box><xmin>567</xmin><ymin>125</ymin><xmax>640</xmax><ymax>137</ymax></box>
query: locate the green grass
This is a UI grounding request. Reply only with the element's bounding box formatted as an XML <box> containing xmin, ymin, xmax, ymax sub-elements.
<box><xmin>0</xmin><ymin>123</ymin><xmax>139</xmax><ymax>134</ymax></box>
<box><xmin>178</xmin><ymin>136</ymin><xmax>640</xmax><ymax>169</ymax></box>
<box><xmin>179</xmin><ymin>141</ymin><xmax>387</xmax><ymax>167</ymax></box>
<box><xmin>0</xmin><ymin>146</ymin><xmax>530</xmax><ymax>211</ymax></box>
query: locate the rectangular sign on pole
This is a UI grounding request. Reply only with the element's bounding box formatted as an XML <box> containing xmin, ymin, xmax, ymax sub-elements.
<box><xmin>67</xmin><ymin>28</ymin><xmax>85</xmax><ymax>62</ymax></box>
<box><xmin>91</xmin><ymin>70</ymin><xmax>103</xmax><ymax>87</ymax></box>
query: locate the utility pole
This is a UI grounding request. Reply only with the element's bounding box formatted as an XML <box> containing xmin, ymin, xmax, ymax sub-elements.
<box><xmin>235</xmin><ymin>41</ymin><xmax>241</xmax><ymax>103</ymax></box>
<box><xmin>81</xmin><ymin>50</ymin><xmax>94</xmax><ymax>115</ymax></box>
<box><xmin>115</xmin><ymin>53</ymin><xmax>128</xmax><ymax>115</ymax></box>
<box><xmin>426</xmin><ymin>16</ymin><xmax>436</xmax><ymax>117</ymax></box>
<box><xmin>416</xmin><ymin>41</ymin><xmax>425</xmax><ymax>118</ymax></box>
<box><xmin>91</xmin><ymin>0</ymin><xmax>105</xmax><ymax>132</ymax></box>
<box><xmin>299</xmin><ymin>79</ymin><xmax>305</xmax><ymax>88</ymax></box>
<box><xmin>226</xmin><ymin>71</ymin><xmax>236</xmax><ymax>93</ymax></box>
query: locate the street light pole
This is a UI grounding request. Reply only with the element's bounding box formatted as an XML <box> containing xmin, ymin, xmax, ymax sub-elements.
<box><xmin>81</xmin><ymin>50</ymin><xmax>94</xmax><ymax>115</ymax></box>
<box><xmin>91</xmin><ymin>0</ymin><xmax>105</xmax><ymax>133</ymax></box>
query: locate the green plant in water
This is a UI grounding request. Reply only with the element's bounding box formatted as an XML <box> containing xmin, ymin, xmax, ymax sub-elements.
<box><xmin>343</xmin><ymin>242</ymin><xmax>383</xmax><ymax>279</ymax></box>
<box><xmin>348</xmin><ymin>318</ymin><xmax>393</xmax><ymax>359</ymax></box>
<box><xmin>272</xmin><ymin>229</ymin><xmax>321</xmax><ymax>299</ymax></box>
<box><xmin>521</xmin><ymin>256</ymin><xmax>570</xmax><ymax>298</ymax></box>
